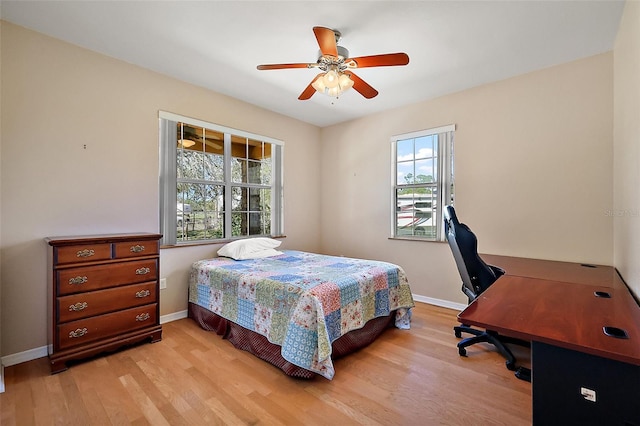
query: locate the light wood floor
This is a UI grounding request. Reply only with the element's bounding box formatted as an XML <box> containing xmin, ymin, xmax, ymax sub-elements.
<box><xmin>0</xmin><ymin>303</ymin><xmax>531</xmax><ymax>425</ymax></box>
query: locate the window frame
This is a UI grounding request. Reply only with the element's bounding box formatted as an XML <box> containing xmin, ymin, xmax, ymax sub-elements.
<box><xmin>159</xmin><ymin>111</ymin><xmax>284</xmax><ymax>246</ymax></box>
<box><xmin>391</xmin><ymin>124</ymin><xmax>455</xmax><ymax>241</ymax></box>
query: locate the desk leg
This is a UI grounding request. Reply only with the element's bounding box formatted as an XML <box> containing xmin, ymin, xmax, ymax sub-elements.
<box><xmin>532</xmin><ymin>341</ymin><xmax>640</xmax><ymax>426</ymax></box>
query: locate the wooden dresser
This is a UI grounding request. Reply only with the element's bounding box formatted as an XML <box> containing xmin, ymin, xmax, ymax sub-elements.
<box><xmin>46</xmin><ymin>233</ymin><xmax>163</xmax><ymax>373</ymax></box>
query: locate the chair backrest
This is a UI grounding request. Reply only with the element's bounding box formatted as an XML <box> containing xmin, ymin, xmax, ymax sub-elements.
<box><xmin>444</xmin><ymin>205</ymin><xmax>502</xmax><ymax>302</ymax></box>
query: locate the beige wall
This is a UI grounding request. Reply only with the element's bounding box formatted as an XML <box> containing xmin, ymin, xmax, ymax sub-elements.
<box><xmin>0</xmin><ymin>22</ymin><xmax>322</xmax><ymax>356</ymax></box>
<box><xmin>613</xmin><ymin>1</ymin><xmax>640</xmax><ymax>301</ymax></box>
<box><xmin>319</xmin><ymin>53</ymin><xmax>614</xmax><ymax>305</ymax></box>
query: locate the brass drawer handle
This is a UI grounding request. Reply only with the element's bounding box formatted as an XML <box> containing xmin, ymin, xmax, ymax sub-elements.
<box><xmin>130</xmin><ymin>245</ymin><xmax>145</xmax><ymax>253</ymax></box>
<box><xmin>69</xmin><ymin>328</ymin><xmax>88</xmax><ymax>338</ymax></box>
<box><xmin>135</xmin><ymin>267</ymin><xmax>151</xmax><ymax>275</ymax></box>
<box><xmin>69</xmin><ymin>302</ymin><xmax>88</xmax><ymax>312</ymax></box>
<box><xmin>69</xmin><ymin>276</ymin><xmax>88</xmax><ymax>285</ymax></box>
<box><xmin>136</xmin><ymin>313</ymin><xmax>150</xmax><ymax>322</ymax></box>
<box><xmin>76</xmin><ymin>249</ymin><xmax>95</xmax><ymax>258</ymax></box>
<box><xmin>135</xmin><ymin>290</ymin><xmax>151</xmax><ymax>298</ymax></box>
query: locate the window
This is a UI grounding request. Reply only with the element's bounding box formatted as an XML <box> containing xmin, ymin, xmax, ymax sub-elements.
<box><xmin>392</xmin><ymin>124</ymin><xmax>454</xmax><ymax>241</ymax></box>
<box><xmin>159</xmin><ymin>112</ymin><xmax>283</xmax><ymax>245</ymax></box>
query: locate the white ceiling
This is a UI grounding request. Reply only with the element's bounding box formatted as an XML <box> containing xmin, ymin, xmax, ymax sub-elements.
<box><xmin>0</xmin><ymin>0</ymin><xmax>625</xmax><ymax>128</ymax></box>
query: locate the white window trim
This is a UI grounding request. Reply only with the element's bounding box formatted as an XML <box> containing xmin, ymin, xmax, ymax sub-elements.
<box><xmin>390</xmin><ymin>124</ymin><xmax>455</xmax><ymax>241</ymax></box>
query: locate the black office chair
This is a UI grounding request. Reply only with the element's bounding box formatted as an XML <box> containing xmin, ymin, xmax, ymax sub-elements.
<box><xmin>444</xmin><ymin>205</ymin><xmax>529</xmax><ymax>378</ymax></box>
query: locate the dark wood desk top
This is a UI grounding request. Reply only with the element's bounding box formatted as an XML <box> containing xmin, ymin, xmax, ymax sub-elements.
<box><xmin>481</xmin><ymin>254</ymin><xmax>623</xmax><ymax>288</ymax></box>
<box><xmin>458</xmin><ymin>270</ymin><xmax>640</xmax><ymax>366</ymax></box>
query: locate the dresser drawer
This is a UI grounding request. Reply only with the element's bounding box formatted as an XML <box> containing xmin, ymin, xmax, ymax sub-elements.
<box><xmin>57</xmin><ymin>281</ymin><xmax>157</xmax><ymax>323</ymax></box>
<box><xmin>55</xmin><ymin>243</ymin><xmax>112</xmax><ymax>265</ymax></box>
<box><xmin>57</xmin><ymin>304</ymin><xmax>157</xmax><ymax>350</ymax></box>
<box><xmin>114</xmin><ymin>240</ymin><xmax>159</xmax><ymax>259</ymax></box>
<box><xmin>57</xmin><ymin>259</ymin><xmax>158</xmax><ymax>296</ymax></box>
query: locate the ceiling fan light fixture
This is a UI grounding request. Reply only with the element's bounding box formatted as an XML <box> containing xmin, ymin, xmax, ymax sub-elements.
<box><xmin>338</xmin><ymin>73</ymin><xmax>354</xmax><ymax>90</ymax></box>
<box><xmin>178</xmin><ymin>139</ymin><xmax>196</xmax><ymax>148</ymax></box>
<box><xmin>311</xmin><ymin>76</ymin><xmax>326</xmax><ymax>93</ymax></box>
<box><xmin>312</xmin><ymin>71</ymin><xmax>353</xmax><ymax>98</ymax></box>
<box><xmin>323</xmin><ymin>69</ymin><xmax>340</xmax><ymax>88</ymax></box>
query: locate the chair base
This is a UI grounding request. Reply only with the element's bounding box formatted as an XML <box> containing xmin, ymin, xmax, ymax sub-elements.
<box><xmin>454</xmin><ymin>324</ymin><xmax>531</xmax><ymax>382</ymax></box>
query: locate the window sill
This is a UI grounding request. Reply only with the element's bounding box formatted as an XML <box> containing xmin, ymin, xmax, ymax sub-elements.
<box><xmin>388</xmin><ymin>236</ymin><xmax>445</xmax><ymax>243</ymax></box>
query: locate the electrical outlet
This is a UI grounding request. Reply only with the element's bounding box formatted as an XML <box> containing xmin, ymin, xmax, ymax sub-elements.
<box><xmin>160</xmin><ymin>278</ymin><xmax>167</xmax><ymax>290</ymax></box>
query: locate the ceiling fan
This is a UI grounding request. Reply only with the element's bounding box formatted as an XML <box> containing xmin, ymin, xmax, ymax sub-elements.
<box><xmin>257</xmin><ymin>26</ymin><xmax>409</xmax><ymax>100</ymax></box>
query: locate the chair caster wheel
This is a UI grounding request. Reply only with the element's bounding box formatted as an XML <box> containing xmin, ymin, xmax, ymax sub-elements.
<box><xmin>454</xmin><ymin>329</ymin><xmax>462</xmax><ymax>338</ymax></box>
<box><xmin>458</xmin><ymin>347</ymin><xmax>467</xmax><ymax>357</ymax></box>
<box><xmin>506</xmin><ymin>360</ymin><xmax>517</xmax><ymax>371</ymax></box>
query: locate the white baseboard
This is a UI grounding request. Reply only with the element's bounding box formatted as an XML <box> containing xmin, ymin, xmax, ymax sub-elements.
<box><xmin>412</xmin><ymin>294</ymin><xmax>466</xmax><ymax>312</ymax></box>
<box><xmin>0</xmin><ymin>298</ymin><xmax>460</xmax><ymax>370</ymax></box>
<box><xmin>160</xmin><ymin>309</ymin><xmax>188</xmax><ymax>324</ymax></box>
<box><xmin>1</xmin><ymin>345</ymin><xmax>48</xmax><ymax>368</ymax></box>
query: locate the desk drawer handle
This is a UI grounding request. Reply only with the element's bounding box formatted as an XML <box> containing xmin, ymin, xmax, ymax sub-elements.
<box><xmin>136</xmin><ymin>313</ymin><xmax>150</xmax><ymax>322</ymax></box>
<box><xmin>69</xmin><ymin>328</ymin><xmax>88</xmax><ymax>338</ymax></box>
<box><xmin>76</xmin><ymin>249</ymin><xmax>95</xmax><ymax>258</ymax></box>
<box><xmin>135</xmin><ymin>290</ymin><xmax>151</xmax><ymax>298</ymax></box>
<box><xmin>69</xmin><ymin>276</ymin><xmax>88</xmax><ymax>285</ymax></box>
<box><xmin>130</xmin><ymin>245</ymin><xmax>145</xmax><ymax>253</ymax></box>
<box><xmin>135</xmin><ymin>267</ymin><xmax>150</xmax><ymax>275</ymax></box>
<box><xmin>69</xmin><ymin>302</ymin><xmax>88</xmax><ymax>312</ymax></box>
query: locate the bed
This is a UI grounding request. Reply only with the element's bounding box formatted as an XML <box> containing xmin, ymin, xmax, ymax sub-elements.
<box><xmin>188</xmin><ymin>246</ymin><xmax>414</xmax><ymax>380</ymax></box>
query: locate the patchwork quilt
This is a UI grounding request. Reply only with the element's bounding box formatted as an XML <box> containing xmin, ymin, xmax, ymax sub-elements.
<box><xmin>189</xmin><ymin>250</ymin><xmax>414</xmax><ymax>379</ymax></box>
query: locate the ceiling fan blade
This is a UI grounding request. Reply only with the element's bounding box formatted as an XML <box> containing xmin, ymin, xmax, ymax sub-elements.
<box><xmin>313</xmin><ymin>26</ymin><xmax>338</xmax><ymax>57</ymax></box>
<box><xmin>344</xmin><ymin>71</ymin><xmax>378</xmax><ymax>99</ymax></box>
<box><xmin>347</xmin><ymin>53</ymin><xmax>410</xmax><ymax>68</ymax></box>
<box><xmin>257</xmin><ymin>63</ymin><xmax>314</xmax><ymax>70</ymax></box>
<box><xmin>298</xmin><ymin>74</ymin><xmax>323</xmax><ymax>100</ymax></box>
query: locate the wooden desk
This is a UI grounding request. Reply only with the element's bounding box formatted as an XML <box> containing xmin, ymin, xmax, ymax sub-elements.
<box><xmin>481</xmin><ymin>254</ymin><xmax>624</xmax><ymax>288</ymax></box>
<box><xmin>458</xmin><ymin>257</ymin><xmax>640</xmax><ymax>426</ymax></box>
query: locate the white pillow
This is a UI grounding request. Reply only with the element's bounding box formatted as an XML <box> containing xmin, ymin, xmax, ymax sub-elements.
<box><xmin>217</xmin><ymin>237</ymin><xmax>282</xmax><ymax>260</ymax></box>
<box><xmin>235</xmin><ymin>248</ymin><xmax>283</xmax><ymax>260</ymax></box>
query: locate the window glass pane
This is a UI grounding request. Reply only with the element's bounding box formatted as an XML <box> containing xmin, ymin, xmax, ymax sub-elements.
<box><xmin>231</xmin><ymin>186</ymin><xmax>246</xmax><ymax>211</ymax></box>
<box><xmin>397</xmin><ymin>138</ymin><xmax>414</xmax><ymax>162</ymax></box>
<box><xmin>396</xmin><ymin>188</ymin><xmax>436</xmax><ymax>238</ymax></box>
<box><xmin>247</xmin><ymin>160</ymin><xmax>262</xmax><ymax>184</ymax></box>
<box><xmin>261</xmin><ymin>157</ymin><xmax>272</xmax><ymax>185</ymax></box>
<box><xmin>247</xmin><ymin>139</ymin><xmax>263</xmax><ymax>160</ymax></box>
<box><xmin>249</xmin><ymin>212</ymin><xmax>262</xmax><ymax>235</ymax></box>
<box><xmin>249</xmin><ymin>187</ymin><xmax>262</xmax><ymax>211</ymax></box>
<box><xmin>203</xmin><ymin>152</ymin><xmax>224</xmax><ymax>182</ymax></box>
<box><xmin>178</xmin><ymin>149</ymin><xmax>203</xmax><ymax>180</ymax></box>
<box><xmin>203</xmin><ymin>129</ymin><xmax>224</xmax><ymax>155</ymax></box>
<box><xmin>397</xmin><ymin>161</ymin><xmax>414</xmax><ymax>185</ymax></box>
<box><xmin>414</xmin><ymin>159</ymin><xmax>435</xmax><ymax>183</ymax></box>
<box><xmin>232</xmin><ymin>212</ymin><xmax>247</xmax><ymax>237</ymax></box>
<box><xmin>414</xmin><ymin>135</ymin><xmax>435</xmax><ymax>160</ymax></box>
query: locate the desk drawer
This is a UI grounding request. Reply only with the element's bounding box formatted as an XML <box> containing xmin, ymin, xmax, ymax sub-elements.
<box><xmin>57</xmin><ymin>281</ymin><xmax>157</xmax><ymax>323</ymax></box>
<box><xmin>57</xmin><ymin>304</ymin><xmax>157</xmax><ymax>350</ymax></box>
<box><xmin>57</xmin><ymin>259</ymin><xmax>157</xmax><ymax>295</ymax></box>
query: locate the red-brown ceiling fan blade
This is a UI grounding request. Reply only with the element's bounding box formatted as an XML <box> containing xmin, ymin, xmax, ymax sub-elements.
<box><xmin>313</xmin><ymin>26</ymin><xmax>338</xmax><ymax>57</ymax></box>
<box><xmin>298</xmin><ymin>74</ymin><xmax>323</xmax><ymax>100</ymax></box>
<box><xmin>347</xmin><ymin>53</ymin><xmax>410</xmax><ymax>68</ymax></box>
<box><xmin>344</xmin><ymin>71</ymin><xmax>378</xmax><ymax>99</ymax></box>
<box><xmin>257</xmin><ymin>63</ymin><xmax>314</xmax><ymax>70</ymax></box>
